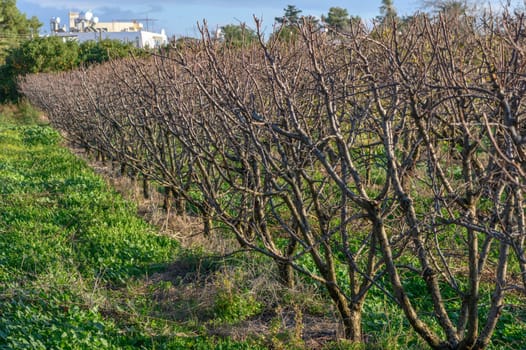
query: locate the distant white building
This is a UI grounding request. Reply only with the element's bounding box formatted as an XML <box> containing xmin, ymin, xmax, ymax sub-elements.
<box><xmin>50</xmin><ymin>10</ymin><xmax>168</xmax><ymax>49</ymax></box>
<box><xmin>60</xmin><ymin>30</ymin><xmax>167</xmax><ymax>49</ymax></box>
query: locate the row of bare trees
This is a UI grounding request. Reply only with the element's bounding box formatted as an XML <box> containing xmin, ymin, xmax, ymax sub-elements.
<box><xmin>19</xmin><ymin>11</ymin><xmax>526</xmax><ymax>349</ymax></box>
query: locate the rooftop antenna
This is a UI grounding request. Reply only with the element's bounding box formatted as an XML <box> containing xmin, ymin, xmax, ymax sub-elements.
<box><xmin>113</xmin><ymin>17</ymin><xmax>158</xmax><ymax>31</ymax></box>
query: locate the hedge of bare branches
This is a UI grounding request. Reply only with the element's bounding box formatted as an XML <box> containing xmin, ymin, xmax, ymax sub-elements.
<box><xmin>19</xmin><ymin>11</ymin><xmax>526</xmax><ymax>349</ymax></box>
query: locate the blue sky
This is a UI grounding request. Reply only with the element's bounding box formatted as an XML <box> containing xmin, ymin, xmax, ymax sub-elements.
<box><xmin>17</xmin><ymin>0</ymin><xmax>522</xmax><ymax>38</ymax></box>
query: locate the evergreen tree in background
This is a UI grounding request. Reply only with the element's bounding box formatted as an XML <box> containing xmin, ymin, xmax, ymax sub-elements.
<box><xmin>322</xmin><ymin>7</ymin><xmax>350</xmax><ymax>31</ymax></box>
<box><xmin>220</xmin><ymin>23</ymin><xmax>258</xmax><ymax>47</ymax></box>
<box><xmin>421</xmin><ymin>0</ymin><xmax>473</xmax><ymax>17</ymax></box>
<box><xmin>380</xmin><ymin>0</ymin><xmax>398</xmax><ymax>21</ymax></box>
<box><xmin>273</xmin><ymin>5</ymin><xmax>304</xmax><ymax>42</ymax></box>
<box><xmin>0</xmin><ymin>0</ymin><xmax>41</xmax><ymax>62</ymax></box>
<box><xmin>275</xmin><ymin>5</ymin><xmax>302</xmax><ymax>25</ymax></box>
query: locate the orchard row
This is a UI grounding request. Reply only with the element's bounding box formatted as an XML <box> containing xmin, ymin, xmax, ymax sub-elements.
<box><xmin>20</xmin><ymin>12</ymin><xmax>526</xmax><ymax>349</ymax></box>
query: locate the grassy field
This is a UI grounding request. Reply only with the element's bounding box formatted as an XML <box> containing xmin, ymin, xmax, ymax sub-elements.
<box><xmin>0</xmin><ymin>108</ymin><xmax>273</xmax><ymax>349</ymax></box>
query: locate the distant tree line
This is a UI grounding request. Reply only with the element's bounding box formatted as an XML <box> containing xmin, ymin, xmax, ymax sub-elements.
<box><xmin>218</xmin><ymin>1</ymin><xmax>477</xmax><ymax>45</ymax></box>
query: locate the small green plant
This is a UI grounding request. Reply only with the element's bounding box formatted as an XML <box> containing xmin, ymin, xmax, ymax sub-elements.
<box><xmin>16</xmin><ymin>100</ymin><xmax>42</xmax><ymax>124</ymax></box>
<box><xmin>21</xmin><ymin>125</ymin><xmax>61</xmax><ymax>146</ymax></box>
<box><xmin>212</xmin><ymin>272</ymin><xmax>262</xmax><ymax>324</ymax></box>
<box><xmin>213</xmin><ymin>288</ymin><xmax>262</xmax><ymax>324</ymax></box>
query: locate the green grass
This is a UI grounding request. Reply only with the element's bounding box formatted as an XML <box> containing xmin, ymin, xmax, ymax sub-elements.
<box><xmin>0</xmin><ymin>116</ymin><xmax>266</xmax><ymax>349</ymax></box>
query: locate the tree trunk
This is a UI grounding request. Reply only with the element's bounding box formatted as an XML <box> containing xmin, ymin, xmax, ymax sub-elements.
<box><xmin>347</xmin><ymin>305</ymin><xmax>363</xmax><ymax>343</ymax></box>
<box><xmin>277</xmin><ymin>260</ymin><xmax>295</xmax><ymax>288</ymax></box>
<box><xmin>172</xmin><ymin>188</ymin><xmax>186</xmax><ymax>215</ymax></box>
<box><xmin>277</xmin><ymin>239</ymin><xmax>297</xmax><ymax>288</ymax></box>
<box><xmin>326</xmin><ymin>282</ymin><xmax>362</xmax><ymax>342</ymax></box>
<box><xmin>142</xmin><ymin>176</ymin><xmax>150</xmax><ymax>199</ymax></box>
<box><xmin>203</xmin><ymin>212</ymin><xmax>212</xmax><ymax>237</ymax></box>
<box><xmin>120</xmin><ymin>162</ymin><xmax>126</xmax><ymax>176</ymax></box>
<box><xmin>162</xmin><ymin>186</ymin><xmax>171</xmax><ymax>211</ymax></box>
